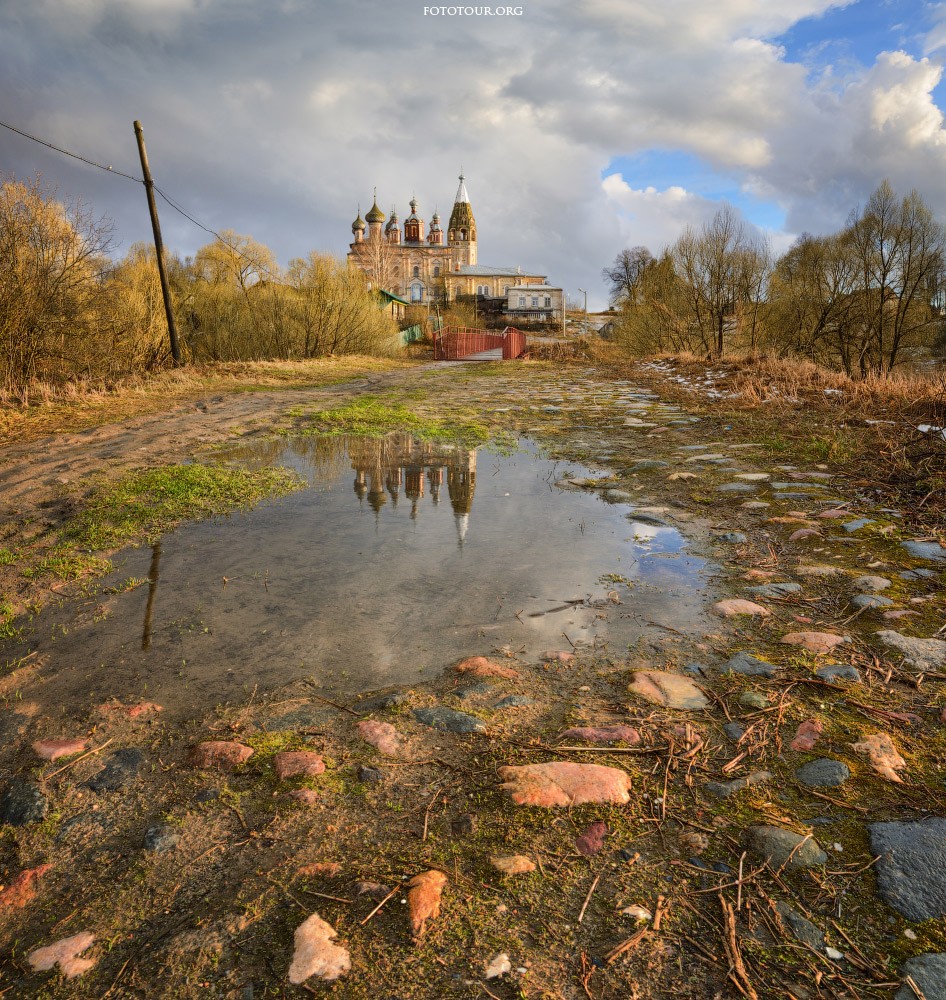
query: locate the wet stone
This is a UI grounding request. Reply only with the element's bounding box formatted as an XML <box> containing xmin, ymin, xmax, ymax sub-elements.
<box><xmin>902</xmin><ymin>540</ymin><xmax>946</xmax><ymax>562</ymax></box>
<box><xmin>0</xmin><ymin>781</ymin><xmax>49</xmax><ymax>826</ymax></box>
<box><xmin>721</xmin><ymin>651</ymin><xmax>779</xmax><ymax>678</ymax></box>
<box><xmin>705</xmin><ymin>771</ymin><xmax>772</xmax><ymax>799</ymax></box>
<box><xmin>894</xmin><ymin>954</ymin><xmax>946</xmax><ymax>1000</ymax></box>
<box><xmin>816</xmin><ymin>664</ymin><xmax>861</xmax><ymax>683</ymax></box>
<box><xmin>724</xmin><ymin>722</ymin><xmax>746</xmax><ymax>741</ymax></box>
<box><xmin>842</xmin><ymin>518</ymin><xmax>874</xmax><ymax>532</ymax></box>
<box><xmin>454</xmin><ymin>682</ymin><xmax>494</xmax><ymax>700</ymax></box>
<box><xmin>747</xmin><ymin>825</ymin><xmax>828</xmax><ymax>869</ymax></box>
<box><xmin>796</xmin><ymin>759</ymin><xmax>850</xmax><ymax>788</ymax></box>
<box><xmin>493</xmin><ymin>695</ymin><xmax>534</xmax><ymax>709</ymax></box>
<box><xmin>357</xmin><ymin>692</ymin><xmax>410</xmax><ymax>712</ymax></box>
<box><xmin>747</xmin><ymin>582</ymin><xmax>802</xmax><ymax>598</ymax></box>
<box><xmin>144</xmin><ymin>824</ymin><xmax>182</xmax><ymax>853</ymax></box>
<box><xmin>85</xmin><ymin>748</ymin><xmax>145</xmax><ymax>793</ymax></box>
<box><xmin>901</xmin><ymin>568</ymin><xmax>938</xmax><ymax>581</ymax></box>
<box><xmin>851</xmin><ymin>594</ymin><xmax>894</xmax><ymax>609</ymax></box>
<box><xmin>413</xmin><ymin>707</ymin><xmax>486</xmax><ymax>734</ymax></box>
<box><xmin>870</xmin><ymin>818</ymin><xmax>946</xmax><ymax>920</ymax></box>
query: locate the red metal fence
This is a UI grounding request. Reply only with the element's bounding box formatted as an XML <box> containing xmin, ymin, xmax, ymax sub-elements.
<box><xmin>433</xmin><ymin>325</ymin><xmax>528</xmax><ymax>361</ymax></box>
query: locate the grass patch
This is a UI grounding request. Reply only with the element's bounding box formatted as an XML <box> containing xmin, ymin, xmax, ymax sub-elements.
<box><xmin>0</xmin><ymin>548</ymin><xmax>17</xmax><ymax>565</ymax></box>
<box><xmin>297</xmin><ymin>395</ymin><xmax>494</xmax><ymax>447</ymax></box>
<box><xmin>66</xmin><ymin>463</ymin><xmax>304</xmax><ymax>551</ymax></box>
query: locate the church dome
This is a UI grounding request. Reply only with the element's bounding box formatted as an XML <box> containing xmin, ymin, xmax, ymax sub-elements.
<box><xmin>385</xmin><ymin>209</ymin><xmax>400</xmax><ymax>234</ymax></box>
<box><xmin>366</xmin><ymin>199</ymin><xmax>385</xmax><ymax>224</ymax></box>
<box><xmin>352</xmin><ymin>211</ymin><xmax>366</xmax><ymax>233</ymax></box>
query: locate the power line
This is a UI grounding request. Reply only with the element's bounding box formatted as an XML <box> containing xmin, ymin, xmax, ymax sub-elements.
<box><xmin>2</xmin><ymin>115</ymin><xmax>278</xmax><ymax>279</ymax></box>
<box><xmin>0</xmin><ymin>117</ymin><xmax>142</xmax><ymax>183</ymax></box>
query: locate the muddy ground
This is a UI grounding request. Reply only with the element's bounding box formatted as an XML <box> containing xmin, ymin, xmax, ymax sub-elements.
<box><xmin>0</xmin><ymin>358</ymin><xmax>945</xmax><ymax>999</ymax></box>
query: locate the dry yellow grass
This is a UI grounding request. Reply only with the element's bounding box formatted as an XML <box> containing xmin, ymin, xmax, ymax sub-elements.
<box><xmin>0</xmin><ymin>356</ymin><xmax>416</xmax><ymax>445</ymax></box>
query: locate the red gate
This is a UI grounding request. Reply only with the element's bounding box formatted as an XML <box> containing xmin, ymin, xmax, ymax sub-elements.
<box><xmin>433</xmin><ymin>326</ymin><xmax>528</xmax><ymax>360</ymax></box>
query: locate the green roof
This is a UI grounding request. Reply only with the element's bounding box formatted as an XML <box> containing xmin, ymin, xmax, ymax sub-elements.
<box><xmin>379</xmin><ymin>289</ymin><xmax>410</xmax><ymax>306</ymax></box>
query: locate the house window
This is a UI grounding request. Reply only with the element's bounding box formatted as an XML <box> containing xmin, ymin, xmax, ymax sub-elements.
<box><xmin>518</xmin><ymin>296</ymin><xmax>526</xmax><ymax>307</ymax></box>
<box><xmin>545</xmin><ymin>296</ymin><xmax>552</xmax><ymax>307</ymax></box>
<box><xmin>412</xmin><ymin>265</ymin><xmax>420</xmax><ymax>278</ymax></box>
<box><xmin>531</xmin><ymin>296</ymin><xmax>538</xmax><ymax>307</ymax></box>
<box><xmin>504</xmin><ymin>286</ymin><xmax>510</xmax><ymax>294</ymax></box>
<box><xmin>411</xmin><ymin>283</ymin><xmax>423</xmax><ymax>302</ymax></box>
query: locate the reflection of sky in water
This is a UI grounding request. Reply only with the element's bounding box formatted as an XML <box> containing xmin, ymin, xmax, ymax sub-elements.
<box><xmin>4</xmin><ymin>435</ymin><xmax>710</xmax><ymax>716</ymax></box>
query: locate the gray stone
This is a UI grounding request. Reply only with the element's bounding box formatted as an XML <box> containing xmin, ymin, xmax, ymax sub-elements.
<box><xmin>901</xmin><ymin>568</ymin><xmax>938</xmax><ymax>581</ymax></box>
<box><xmin>717</xmin><ymin>483</ymin><xmax>756</xmax><ymax>493</ymax></box>
<box><xmin>454</xmin><ymin>682</ymin><xmax>495</xmax><ymax>700</ymax></box>
<box><xmin>796</xmin><ymin>759</ymin><xmax>850</xmax><ymax>788</ymax></box>
<box><xmin>626</xmin><ymin>513</ymin><xmax>668</xmax><ymax>527</ymax></box>
<box><xmin>0</xmin><ymin>781</ymin><xmax>48</xmax><ymax>826</ymax></box>
<box><xmin>816</xmin><ymin>664</ymin><xmax>862</xmax><ymax>683</ymax></box>
<box><xmin>705</xmin><ymin>771</ymin><xmax>772</xmax><ymax>799</ymax></box>
<box><xmin>747</xmin><ymin>825</ymin><xmax>828</xmax><ymax>869</ymax></box>
<box><xmin>851</xmin><ymin>594</ymin><xmax>894</xmax><ymax>609</ymax></box>
<box><xmin>144</xmin><ymin>823</ymin><xmax>181</xmax><ymax>853</ymax></box>
<box><xmin>357</xmin><ymin>765</ymin><xmax>383</xmax><ymax>784</ymax></box>
<box><xmin>718</xmin><ymin>532</ymin><xmax>748</xmax><ymax>544</ymax></box>
<box><xmin>724</xmin><ymin>722</ymin><xmax>746</xmax><ymax>741</ymax></box>
<box><xmin>86</xmin><ymin>748</ymin><xmax>146</xmax><ymax>793</ymax></box>
<box><xmin>853</xmin><ymin>575</ymin><xmax>892</xmax><ymax>592</ymax></box>
<box><xmin>356</xmin><ymin>692</ymin><xmax>409</xmax><ymax>711</ymax></box>
<box><xmin>876</xmin><ymin>630</ymin><xmax>946</xmax><ymax>672</ymax></box>
<box><xmin>894</xmin><ymin>953</ymin><xmax>946</xmax><ymax>1000</ymax></box>
<box><xmin>902</xmin><ymin>540</ymin><xmax>946</xmax><ymax>562</ymax></box>
<box><xmin>747</xmin><ymin>582</ymin><xmax>802</xmax><ymax>598</ymax></box>
<box><xmin>774</xmin><ymin>901</ymin><xmax>825</xmax><ymax>951</ymax></box>
<box><xmin>631</xmin><ymin>460</ymin><xmax>668</xmax><ymax>471</ymax></box>
<box><xmin>413</xmin><ymin>707</ymin><xmax>486</xmax><ymax>734</ymax></box>
<box><xmin>870</xmin><ymin>818</ymin><xmax>946</xmax><ymax>920</ymax></box>
<box><xmin>493</xmin><ymin>695</ymin><xmax>534</xmax><ymax>709</ymax></box>
<box><xmin>266</xmin><ymin>708</ymin><xmax>325</xmax><ymax>730</ymax></box>
<box><xmin>721</xmin><ymin>651</ymin><xmax>779</xmax><ymax>678</ymax></box>
<box><xmin>842</xmin><ymin>519</ymin><xmax>874</xmax><ymax>532</ymax></box>
<box><xmin>739</xmin><ymin>691</ymin><xmax>769</xmax><ymax>709</ymax></box>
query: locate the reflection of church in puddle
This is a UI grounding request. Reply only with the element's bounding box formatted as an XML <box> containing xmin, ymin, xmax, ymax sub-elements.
<box><xmin>348</xmin><ymin>433</ymin><xmax>476</xmax><ymax>545</ymax></box>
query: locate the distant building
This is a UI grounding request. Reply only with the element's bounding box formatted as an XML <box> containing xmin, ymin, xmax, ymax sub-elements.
<box><xmin>348</xmin><ymin>174</ymin><xmax>561</xmax><ymax>322</ymax></box>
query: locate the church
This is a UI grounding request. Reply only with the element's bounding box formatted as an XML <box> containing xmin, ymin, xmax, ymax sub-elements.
<box><xmin>348</xmin><ymin>174</ymin><xmax>562</xmax><ymax>321</ymax></box>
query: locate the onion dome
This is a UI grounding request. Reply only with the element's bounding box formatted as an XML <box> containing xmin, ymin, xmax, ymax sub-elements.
<box><xmin>352</xmin><ymin>209</ymin><xmax>366</xmax><ymax>234</ymax></box>
<box><xmin>406</xmin><ymin>196</ymin><xmax>420</xmax><ymax>222</ymax></box>
<box><xmin>365</xmin><ymin>197</ymin><xmax>385</xmax><ymax>224</ymax></box>
<box><xmin>429</xmin><ymin>210</ymin><xmax>441</xmax><ymax>231</ymax></box>
<box><xmin>385</xmin><ymin>209</ymin><xmax>400</xmax><ymax>235</ymax></box>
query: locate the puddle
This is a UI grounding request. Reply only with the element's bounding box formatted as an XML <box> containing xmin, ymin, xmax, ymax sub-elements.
<box><xmin>3</xmin><ymin>434</ymin><xmax>710</xmax><ymax>716</ymax></box>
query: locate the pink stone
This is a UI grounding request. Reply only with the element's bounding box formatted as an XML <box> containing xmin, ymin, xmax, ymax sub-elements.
<box><xmin>32</xmin><ymin>738</ymin><xmax>87</xmax><ymax>761</ymax></box>
<box><xmin>576</xmin><ymin>820</ymin><xmax>609</xmax><ymax>856</ymax></box>
<box><xmin>629</xmin><ymin>671</ymin><xmax>709</xmax><ymax>710</ymax></box>
<box><xmin>789</xmin><ymin>528</ymin><xmax>822</xmax><ymax>542</ymax></box>
<box><xmin>490</xmin><ymin>855</ymin><xmax>535</xmax><ymax>875</ymax></box>
<box><xmin>714</xmin><ymin>599</ymin><xmax>770</xmax><ymax>618</ymax></box>
<box><xmin>882</xmin><ymin>610</ymin><xmax>917</xmax><ymax>620</ymax></box>
<box><xmin>287</xmin><ymin>913</ymin><xmax>350</xmax><ymax>984</ymax></box>
<box><xmin>96</xmin><ymin>701</ymin><xmax>162</xmax><ymax>720</ymax></box>
<box><xmin>286</xmin><ymin>789</ymin><xmax>319</xmax><ymax>806</ymax></box>
<box><xmin>853</xmin><ymin>733</ymin><xmax>906</xmax><ymax>782</ymax></box>
<box><xmin>28</xmin><ymin>931</ymin><xmax>96</xmax><ymax>979</ymax></box>
<box><xmin>274</xmin><ymin>751</ymin><xmax>325</xmax><ymax>780</ymax></box>
<box><xmin>0</xmin><ymin>864</ymin><xmax>52</xmax><ymax>911</ymax></box>
<box><xmin>357</xmin><ymin>719</ymin><xmax>404</xmax><ymax>756</ymax></box>
<box><xmin>818</xmin><ymin>509</ymin><xmax>852</xmax><ymax>519</ymax></box>
<box><xmin>781</xmin><ymin>631</ymin><xmax>848</xmax><ymax>654</ymax></box>
<box><xmin>189</xmin><ymin>741</ymin><xmax>254</xmax><ymax>772</ymax></box>
<box><xmin>539</xmin><ymin>650</ymin><xmax>575</xmax><ymax>663</ymax></box>
<box><xmin>498</xmin><ymin>762</ymin><xmax>632</xmax><ymax>807</ymax></box>
<box><xmin>455</xmin><ymin>656</ymin><xmax>520</xmax><ymax>679</ymax></box>
<box><xmin>559</xmin><ymin>725</ymin><xmax>640</xmax><ymax>745</ymax></box>
<box><xmin>790</xmin><ymin>719</ymin><xmax>824</xmax><ymax>751</ymax></box>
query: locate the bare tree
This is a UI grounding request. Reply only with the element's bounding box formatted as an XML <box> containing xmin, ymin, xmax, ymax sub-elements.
<box><xmin>602</xmin><ymin>246</ymin><xmax>654</xmax><ymax>306</ymax></box>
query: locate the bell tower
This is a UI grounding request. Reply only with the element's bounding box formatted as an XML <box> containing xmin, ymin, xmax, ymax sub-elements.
<box><xmin>447</xmin><ymin>173</ymin><xmax>477</xmax><ymax>267</ymax></box>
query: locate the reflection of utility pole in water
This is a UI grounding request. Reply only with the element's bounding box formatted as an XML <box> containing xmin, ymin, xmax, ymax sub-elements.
<box><xmin>142</xmin><ymin>541</ymin><xmax>162</xmax><ymax>650</ymax></box>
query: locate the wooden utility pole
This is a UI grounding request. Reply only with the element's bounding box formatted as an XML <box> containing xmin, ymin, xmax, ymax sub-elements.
<box><xmin>133</xmin><ymin>120</ymin><xmax>181</xmax><ymax>364</ymax></box>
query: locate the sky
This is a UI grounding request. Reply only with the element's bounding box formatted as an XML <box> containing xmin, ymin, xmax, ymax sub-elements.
<box><xmin>4</xmin><ymin>0</ymin><xmax>946</xmax><ymax>309</ymax></box>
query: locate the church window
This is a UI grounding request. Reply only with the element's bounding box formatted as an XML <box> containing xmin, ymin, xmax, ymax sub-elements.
<box><xmin>411</xmin><ymin>283</ymin><xmax>423</xmax><ymax>302</ymax></box>
<box><xmin>504</xmin><ymin>286</ymin><xmax>510</xmax><ymax>294</ymax></box>
<box><xmin>433</xmin><ymin>265</ymin><xmax>440</xmax><ymax>277</ymax></box>
<box><xmin>460</xmin><ymin>229</ymin><xmax>467</xmax><ymax>240</ymax></box>
<box><xmin>413</xmin><ymin>265</ymin><xmax>420</xmax><ymax>278</ymax></box>
<box><xmin>393</xmin><ymin>266</ymin><xmax>399</xmax><ymax>276</ymax></box>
